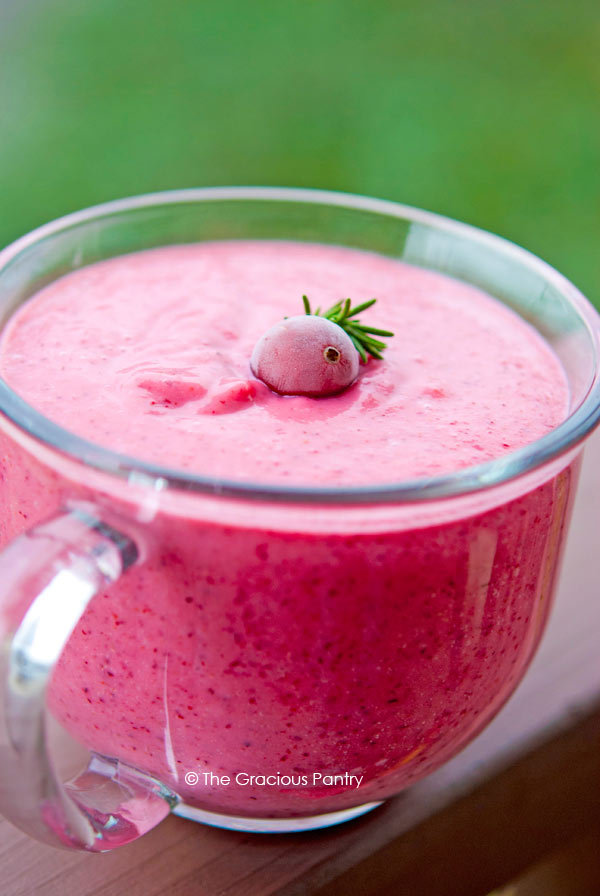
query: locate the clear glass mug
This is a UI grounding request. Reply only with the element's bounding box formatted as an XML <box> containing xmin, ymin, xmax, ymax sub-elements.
<box><xmin>0</xmin><ymin>188</ymin><xmax>598</xmax><ymax>852</ymax></box>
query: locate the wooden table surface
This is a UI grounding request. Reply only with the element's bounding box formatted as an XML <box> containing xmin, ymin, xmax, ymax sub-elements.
<box><xmin>2</xmin><ymin>431</ymin><xmax>600</xmax><ymax>896</ymax></box>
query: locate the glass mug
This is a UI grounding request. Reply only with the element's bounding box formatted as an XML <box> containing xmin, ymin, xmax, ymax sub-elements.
<box><xmin>0</xmin><ymin>189</ymin><xmax>598</xmax><ymax>851</ymax></box>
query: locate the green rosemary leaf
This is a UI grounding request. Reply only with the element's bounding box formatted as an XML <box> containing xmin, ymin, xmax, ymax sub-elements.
<box><xmin>344</xmin><ymin>323</ymin><xmax>387</xmax><ymax>352</ymax></box>
<box><xmin>337</xmin><ymin>298</ymin><xmax>352</xmax><ymax>324</ymax></box>
<box><xmin>344</xmin><ymin>298</ymin><xmax>377</xmax><ymax>318</ymax></box>
<box><xmin>347</xmin><ymin>332</ymin><xmax>368</xmax><ymax>363</ymax></box>
<box><xmin>299</xmin><ymin>295</ymin><xmax>393</xmax><ymax>362</ymax></box>
<box><xmin>351</xmin><ymin>324</ymin><xmax>395</xmax><ymax>337</ymax></box>
<box><xmin>323</xmin><ymin>299</ymin><xmax>343</xmax><ymax>318</ymax></box>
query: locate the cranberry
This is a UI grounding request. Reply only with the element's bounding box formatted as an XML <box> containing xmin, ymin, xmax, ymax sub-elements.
<box><xmin>250</xmin><ymin>315</ymin><xmax>359</xmax><ymax>397</ymax></box>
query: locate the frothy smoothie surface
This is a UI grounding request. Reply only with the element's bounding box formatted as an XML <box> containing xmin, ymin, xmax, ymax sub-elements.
<box><xmin>0</xmin><ymin>242</ymin><xmax>569</xmax><ymax>485</ymax></box>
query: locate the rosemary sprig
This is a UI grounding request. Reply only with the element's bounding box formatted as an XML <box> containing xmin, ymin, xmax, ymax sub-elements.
<box><xmin>301</xmin><ymin>295</ymin><xmax>393</xmax><ymax>363</ymax></box>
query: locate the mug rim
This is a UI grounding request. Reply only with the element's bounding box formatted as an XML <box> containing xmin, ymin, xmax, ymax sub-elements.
<box><xmin>0</xmin><ymin>185</ymin><xmax>599</xmax><ymax>505</ymax></box>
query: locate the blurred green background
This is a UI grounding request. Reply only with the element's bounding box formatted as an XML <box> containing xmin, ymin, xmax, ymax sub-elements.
<box><xmin>1</xmin><ymin>0</ymin><xmax>598</xmax><ymax>305</ymax></box>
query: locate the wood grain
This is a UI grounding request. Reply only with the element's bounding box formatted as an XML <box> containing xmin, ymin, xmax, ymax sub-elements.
<box><xmin>2</xmin><ymin>429</ymin><xmax>599</xmax><ymax>896</ymax></box>
<box><xmin>490</xmin><ymin>824</ymin><xmax>600</xmax><ymax>896</ymax></box>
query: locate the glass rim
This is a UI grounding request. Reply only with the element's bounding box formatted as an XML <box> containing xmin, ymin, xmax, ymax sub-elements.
<box><xmin>0</xmin><ymin>186</ymin><xmax>599</xmax><ymax>505</ymax></box>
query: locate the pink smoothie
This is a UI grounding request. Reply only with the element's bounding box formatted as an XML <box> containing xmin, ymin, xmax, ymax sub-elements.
<box><xmin>0</xmin><ymin>242</ymin><xmax>574</xmax><ymax>819</ymax></box>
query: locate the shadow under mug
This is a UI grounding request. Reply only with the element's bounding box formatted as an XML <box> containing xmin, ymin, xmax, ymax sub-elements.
<box><xmin>0</xmin><ymin>188</ymin><xmax>599</xmax><ymax>851</ymax></box>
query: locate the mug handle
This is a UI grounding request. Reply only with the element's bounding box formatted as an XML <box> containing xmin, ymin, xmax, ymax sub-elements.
<box><xmin>0</xmin><ymin>506</ymin><xmax>178</xmax><ymax>850</ymax></box>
